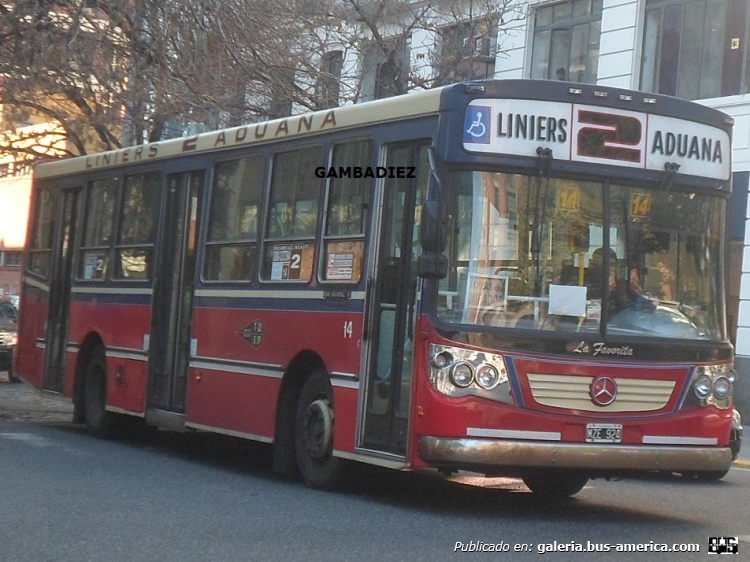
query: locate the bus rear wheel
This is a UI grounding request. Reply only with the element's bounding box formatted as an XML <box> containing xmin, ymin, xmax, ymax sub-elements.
<box><xmin>294</xmin><ymin>370</ymin><xmax>342</xmax><ymax>490</ymax></box>
<box><xmin>82</xmin><ymin>346</ymin><xmax>114</xmax><ymax>438</ymax></box>
<box><xmin>522</xmin><ymin>471</ymin><xmax>588</xmax><ymax>499</ymax></box>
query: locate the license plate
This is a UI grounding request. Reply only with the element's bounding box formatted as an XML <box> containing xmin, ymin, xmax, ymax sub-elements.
<box><xmin>586</xmin><ymin>423</ymin><xmax>622</xmax><ymax>443</ymax></box>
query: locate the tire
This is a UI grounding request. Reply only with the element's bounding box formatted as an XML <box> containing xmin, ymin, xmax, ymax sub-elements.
<box><xmin>294</xmin><ymin>370</ymin><xmax>342</xmax><ymax>490</ymax></box>
<box><xmin>523</xmin><ymin>471</ymin><xmax>588</xmax><ymax>499</ymax></box>
<box><xmin>82</xmin><ymin>346</ymin><xmax>114</xmax><ymax>438</ymax></box>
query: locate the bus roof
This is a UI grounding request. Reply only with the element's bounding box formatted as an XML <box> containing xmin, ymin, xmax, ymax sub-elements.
<box><xmin>33</xmin><ymin>87</ymin><xmax>445</xmax><ymax>180</ymax></box>
<box><xmin>33</xmin><ymin>79</ymin><xmax>734</xmax><ymax>182</ymax></box>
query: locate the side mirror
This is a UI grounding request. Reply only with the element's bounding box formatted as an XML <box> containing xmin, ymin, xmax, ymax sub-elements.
<box><xmin>421</xmin><ymin>199</ymin><xmax>447</xmax><ymax>254</ymax></box>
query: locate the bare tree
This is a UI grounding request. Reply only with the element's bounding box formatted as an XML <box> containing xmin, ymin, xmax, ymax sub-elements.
<box><xmin>0</xmin><ymin>0</ymin><xmax>525</xmax><ymax>160</ymax></box>
<box><xmin>0</xmin><ymin>0</ymin><xmax>315</xmax><ymax>158</ymax></box>
<box><xmin>317</xmin><ymin>0</ymin><xmax>526</xmax><ymax>101</ymax></box>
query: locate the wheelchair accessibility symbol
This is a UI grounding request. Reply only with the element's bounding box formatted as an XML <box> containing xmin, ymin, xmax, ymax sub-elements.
<box><xmin>463</xmin><ymin>106</ymin><xmax>491</xmax><ymax>144</ymax></box>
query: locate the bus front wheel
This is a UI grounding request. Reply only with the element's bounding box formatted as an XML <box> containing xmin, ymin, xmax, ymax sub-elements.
<box><xmin>522</xmin><ymin>471</ymin><xmax>588</xmax><ymax>499</ymax></box>
<box><xmin>294</xmin><ymin>370</ymin><xmax>342</xmax><ymax>490</ymax></box>
<box><xmin>82</xmin><ymin>346</ymin><xmax>114</xmax><ymax>438</ymax></box>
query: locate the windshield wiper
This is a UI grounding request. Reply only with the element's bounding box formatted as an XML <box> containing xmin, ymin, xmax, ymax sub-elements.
<box><xmin>659</xmin><ymin>162</ymin><xmax>681</xmax><ymax>194</ymax></box>
<box><xmin>531</xmin><ymin>147</ymin><xmax>553</xmax><ymax>296</ymax></box>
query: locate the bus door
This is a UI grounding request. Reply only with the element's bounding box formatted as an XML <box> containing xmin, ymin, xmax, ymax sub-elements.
<box><xmin>43</xmin><ymin>187</ymin><xmax>80</xmax><ymax>392</ymax></box>
<box><xmin>361</xmin><ymin>142</ymin><xmax>429</xmax><ymax>455</ymax></box>
<box><xmin>146</xmin><ymin>171</ymin><xmax>203</xmax><ymax>422</ymax></box>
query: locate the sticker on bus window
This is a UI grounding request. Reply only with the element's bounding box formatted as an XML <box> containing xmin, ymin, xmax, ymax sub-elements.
<box><xmin>558</xmin><ymin>186</ymin><xmax>580</xmax><ymax>212</ymax></box>
<box><xmin>548</xmin><ymin>284</ymin><xmax>586</xmax><ymax>317</ymax></box>
<box><xmin>327</xmin><ymin>252</ymin><xmax>353</xmax><ymax>280</ymax></box>
<box><xmin>82</xmin><ymin>252</ymin><xmax>107</xmax><ymax>280</ymax></box>
<box><xmin>630</xmin><ymin>192</ymin><xmax>652</xmax><ymax>219</ymax></box>
<box><xmin>270</xmin><ymin>243</ymin><xmax>312</xmax><ymax>281</ymax></box>
<box><xmin>325</xmin><ymin>240</ymin><xmax>363</xmax><ymax>282</ymax></box>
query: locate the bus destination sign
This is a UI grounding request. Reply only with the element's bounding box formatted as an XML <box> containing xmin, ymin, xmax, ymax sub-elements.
<box><xmin>463</xmin><ymin>99</ymin><xmax>731</xmax><ymax>181</ymax></box>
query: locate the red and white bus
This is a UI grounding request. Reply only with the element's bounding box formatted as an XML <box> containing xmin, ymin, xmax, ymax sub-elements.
<box><xmin>17</xmin><ymin>80</ymin><xmax>742</xmax><ymax>497</ymax></box>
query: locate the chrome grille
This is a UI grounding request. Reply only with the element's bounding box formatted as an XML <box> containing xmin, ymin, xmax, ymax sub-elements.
<box><xmin>527</xmin><ymin>373</ymin><xmax>676</xmax><ymax>413</ymax></box>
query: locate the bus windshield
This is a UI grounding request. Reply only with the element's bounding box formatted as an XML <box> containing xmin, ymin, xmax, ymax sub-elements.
<box><xmin>437</xmin><ymin>171</ymin><xmax>726</xmax><ymax>341</ymax></box>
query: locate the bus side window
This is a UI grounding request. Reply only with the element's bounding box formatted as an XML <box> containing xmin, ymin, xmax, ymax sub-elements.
<box><xmin>321</xmin><ymin>139</ymin><xmax>372</xmax><ymax>283</ymax></box>
<box><xmin>27</xmin><ymin>187</ymin><xmax>56</xmax><ymax>278</ymax></box>
<box><xmin>261</xmin><ymin>146</ymin><xmax>322</xmax><ymax>282</ymax></box>
<box><xmin>204</xmin><ymin>155</ymin><xmax>264</xmax><ymax>281</ymax></box>
<box><xmin>114</xmin><ymin>172</ymin><xmax>161</xmax><ymax>281</ymax></box>
<box><xmin>78</xmin><ymin>177</ymin><xmax>117</xmax><ymax>281</ymax></box>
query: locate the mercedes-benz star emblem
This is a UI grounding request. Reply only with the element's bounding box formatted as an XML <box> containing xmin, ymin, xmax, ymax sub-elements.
<box><xmin>590</xmin><ymin>376</ymin><xmax>617</xmax><ymax>407</ymax></box>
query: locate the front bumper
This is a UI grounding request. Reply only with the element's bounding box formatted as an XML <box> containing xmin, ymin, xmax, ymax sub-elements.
<box><xmin>419</xmin><ymin>436</ymin><xmax>733</xmax><ymax>473</ymax></box>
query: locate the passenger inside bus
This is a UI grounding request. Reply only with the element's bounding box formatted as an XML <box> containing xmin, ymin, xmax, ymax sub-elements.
<box><xmin>586</xmin><ymin>248</ymin><xmax>613</xmax><ymax>297</ymax></box>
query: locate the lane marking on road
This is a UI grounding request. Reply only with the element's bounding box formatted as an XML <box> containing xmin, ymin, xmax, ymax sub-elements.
<box><xmin>0</xmin><ymin>432</ymin><xmax>56</xmax><ymax>447</ymax></box>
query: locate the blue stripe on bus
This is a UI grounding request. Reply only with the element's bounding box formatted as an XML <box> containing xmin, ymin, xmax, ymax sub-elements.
<box><xmin>64</xmin><ymin>290</ymin><xmax>366</xmax><ymax>313</ymax></box>
<box><xmin>504</xmin><ymin>356</ymin><xmax>525</xmax><ymax>408</ymax></box>
<box><xmin>193</xmin><ymin>295</ymin><xmax>366</xmax><ymax>313</ymax></box>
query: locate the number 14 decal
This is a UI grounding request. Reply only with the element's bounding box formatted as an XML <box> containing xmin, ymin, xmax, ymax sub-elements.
<box><xmin>343</xmin><ymin>321</ymin><xmax>353</xmax><ymax>338</ymax></box>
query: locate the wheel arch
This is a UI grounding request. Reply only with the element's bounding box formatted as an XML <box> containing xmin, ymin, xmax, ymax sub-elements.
<box><xmin>272</xmin><ymin>350</ymin><xmax>327</xmax><ymax>477</ymax></box>
<box><xmin>73</xmin><ymin>332</ymin><xmax>105</xmax><ymax>423</ymax></box>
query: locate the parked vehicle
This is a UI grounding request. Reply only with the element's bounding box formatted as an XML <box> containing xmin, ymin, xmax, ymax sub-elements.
<box><xmin>0</xmin><ymin>296</ymin><xmax>18</xmax><ymax>382</ymax></box>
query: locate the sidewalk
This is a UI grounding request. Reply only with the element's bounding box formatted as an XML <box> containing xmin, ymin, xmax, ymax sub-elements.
<box><xmin>0</xmin><ymin>374</ymin><xmax>74</xmax><ymax>423</ymax></box>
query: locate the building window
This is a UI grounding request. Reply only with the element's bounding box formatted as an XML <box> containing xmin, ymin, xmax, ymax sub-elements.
<box><xmin>436</xmin><ymin>19</ymin><xmax>498</xmax><ymax>85</ymax></box>
<box><xmin>1</xmin><ymin>251</ymin><xmax>22</xmax><ymax>267</ymax></box>
<box><xmin>267</xmin><ymin>68</ymin><xmax>295</xmax><ymax>119</ymax></box>
<box><xmin>362</xmin><ymin>36</ymin><xmax>411</xmax><ymax>100</ymax></box>
<box><xmin>0</xmin><ymin>161</ymin><xmax>31</xmax><ymax>178</ymax></box>
<box><xmin>641</xmin><ymin>0</ymin><xmax>750</xmax><ymax>100</ymax></box>
<box><xmin>530</xmin><ymin>0</ymin><xmax>602</xmax><ymax>83</ymax></box>
<box><xmin>317</xmin><ymin>50</ymin><xmax>343</xmax><ymax>109</ymax></box>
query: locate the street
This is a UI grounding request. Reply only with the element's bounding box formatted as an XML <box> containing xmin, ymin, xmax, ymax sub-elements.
<box><xmin>1</xmin><ymin>381</ymin><xmax>749</xmax><ymax>562</ymax></box>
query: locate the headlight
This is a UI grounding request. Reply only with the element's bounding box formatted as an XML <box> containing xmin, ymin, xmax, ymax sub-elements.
<box><xmin>694</xmin><ymin>374</ymin><xmax>713</xmax><ymax>399</ymax></box>
<box><xmin>476</xmin><ymin>365</ymin><xmax>500</xmax><ymax>390</ymax></box>
<box><xmin>432</xmin><ymin>351</ymin><xmax>452</xmax><ymax>369</ymax></box>
<box><xmin>450</xmin><ymin>361</ymin><xmax>474</xmax><ymax>387</ymax></box>
<box><xmin>687</xmin><ymin>363</ymin><xmax>735</xmax><ymax>409</ymax></box>
<box><xmin>428</xmin><ymin>344</ymin><xmax>512</xmax><ymax>404</ymax></box>
<box><xmin>712</xmin><ymin>376</ymin><xmax>732</xmax><ymax>399</ymax></box>
<box><xmin>0</xmin><ymin>331</ymin><xmax>16</xmax><ymax>346</ymax></box>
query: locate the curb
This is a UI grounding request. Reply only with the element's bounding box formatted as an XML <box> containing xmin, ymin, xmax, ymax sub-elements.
<box><xmin>734</xmin><ymin>459</ymin><xmax>750</xmax><ymax>468</ymax></box>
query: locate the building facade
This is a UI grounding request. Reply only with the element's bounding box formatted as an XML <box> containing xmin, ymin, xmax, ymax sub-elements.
<box><xmin>332</xmin><ymin>0</ymin><xmax>750</xmax><ymax>414</ymax></box>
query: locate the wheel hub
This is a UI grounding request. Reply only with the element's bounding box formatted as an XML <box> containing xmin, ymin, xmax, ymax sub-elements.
<box><xmin>303</xmin><ymin>398</ymin><xmax>333</xmax><ymax>460</ymax></box>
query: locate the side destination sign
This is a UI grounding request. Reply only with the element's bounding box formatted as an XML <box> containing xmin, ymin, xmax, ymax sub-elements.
<box><xmin>34</xmin><ymin>87</ymin><xmax>444</xmax><ymax>179</ymax></box>
<box><xmin>463</xmin><ymin>99</ymin><xmax>731</xmax><ymax>181</ymax></box>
